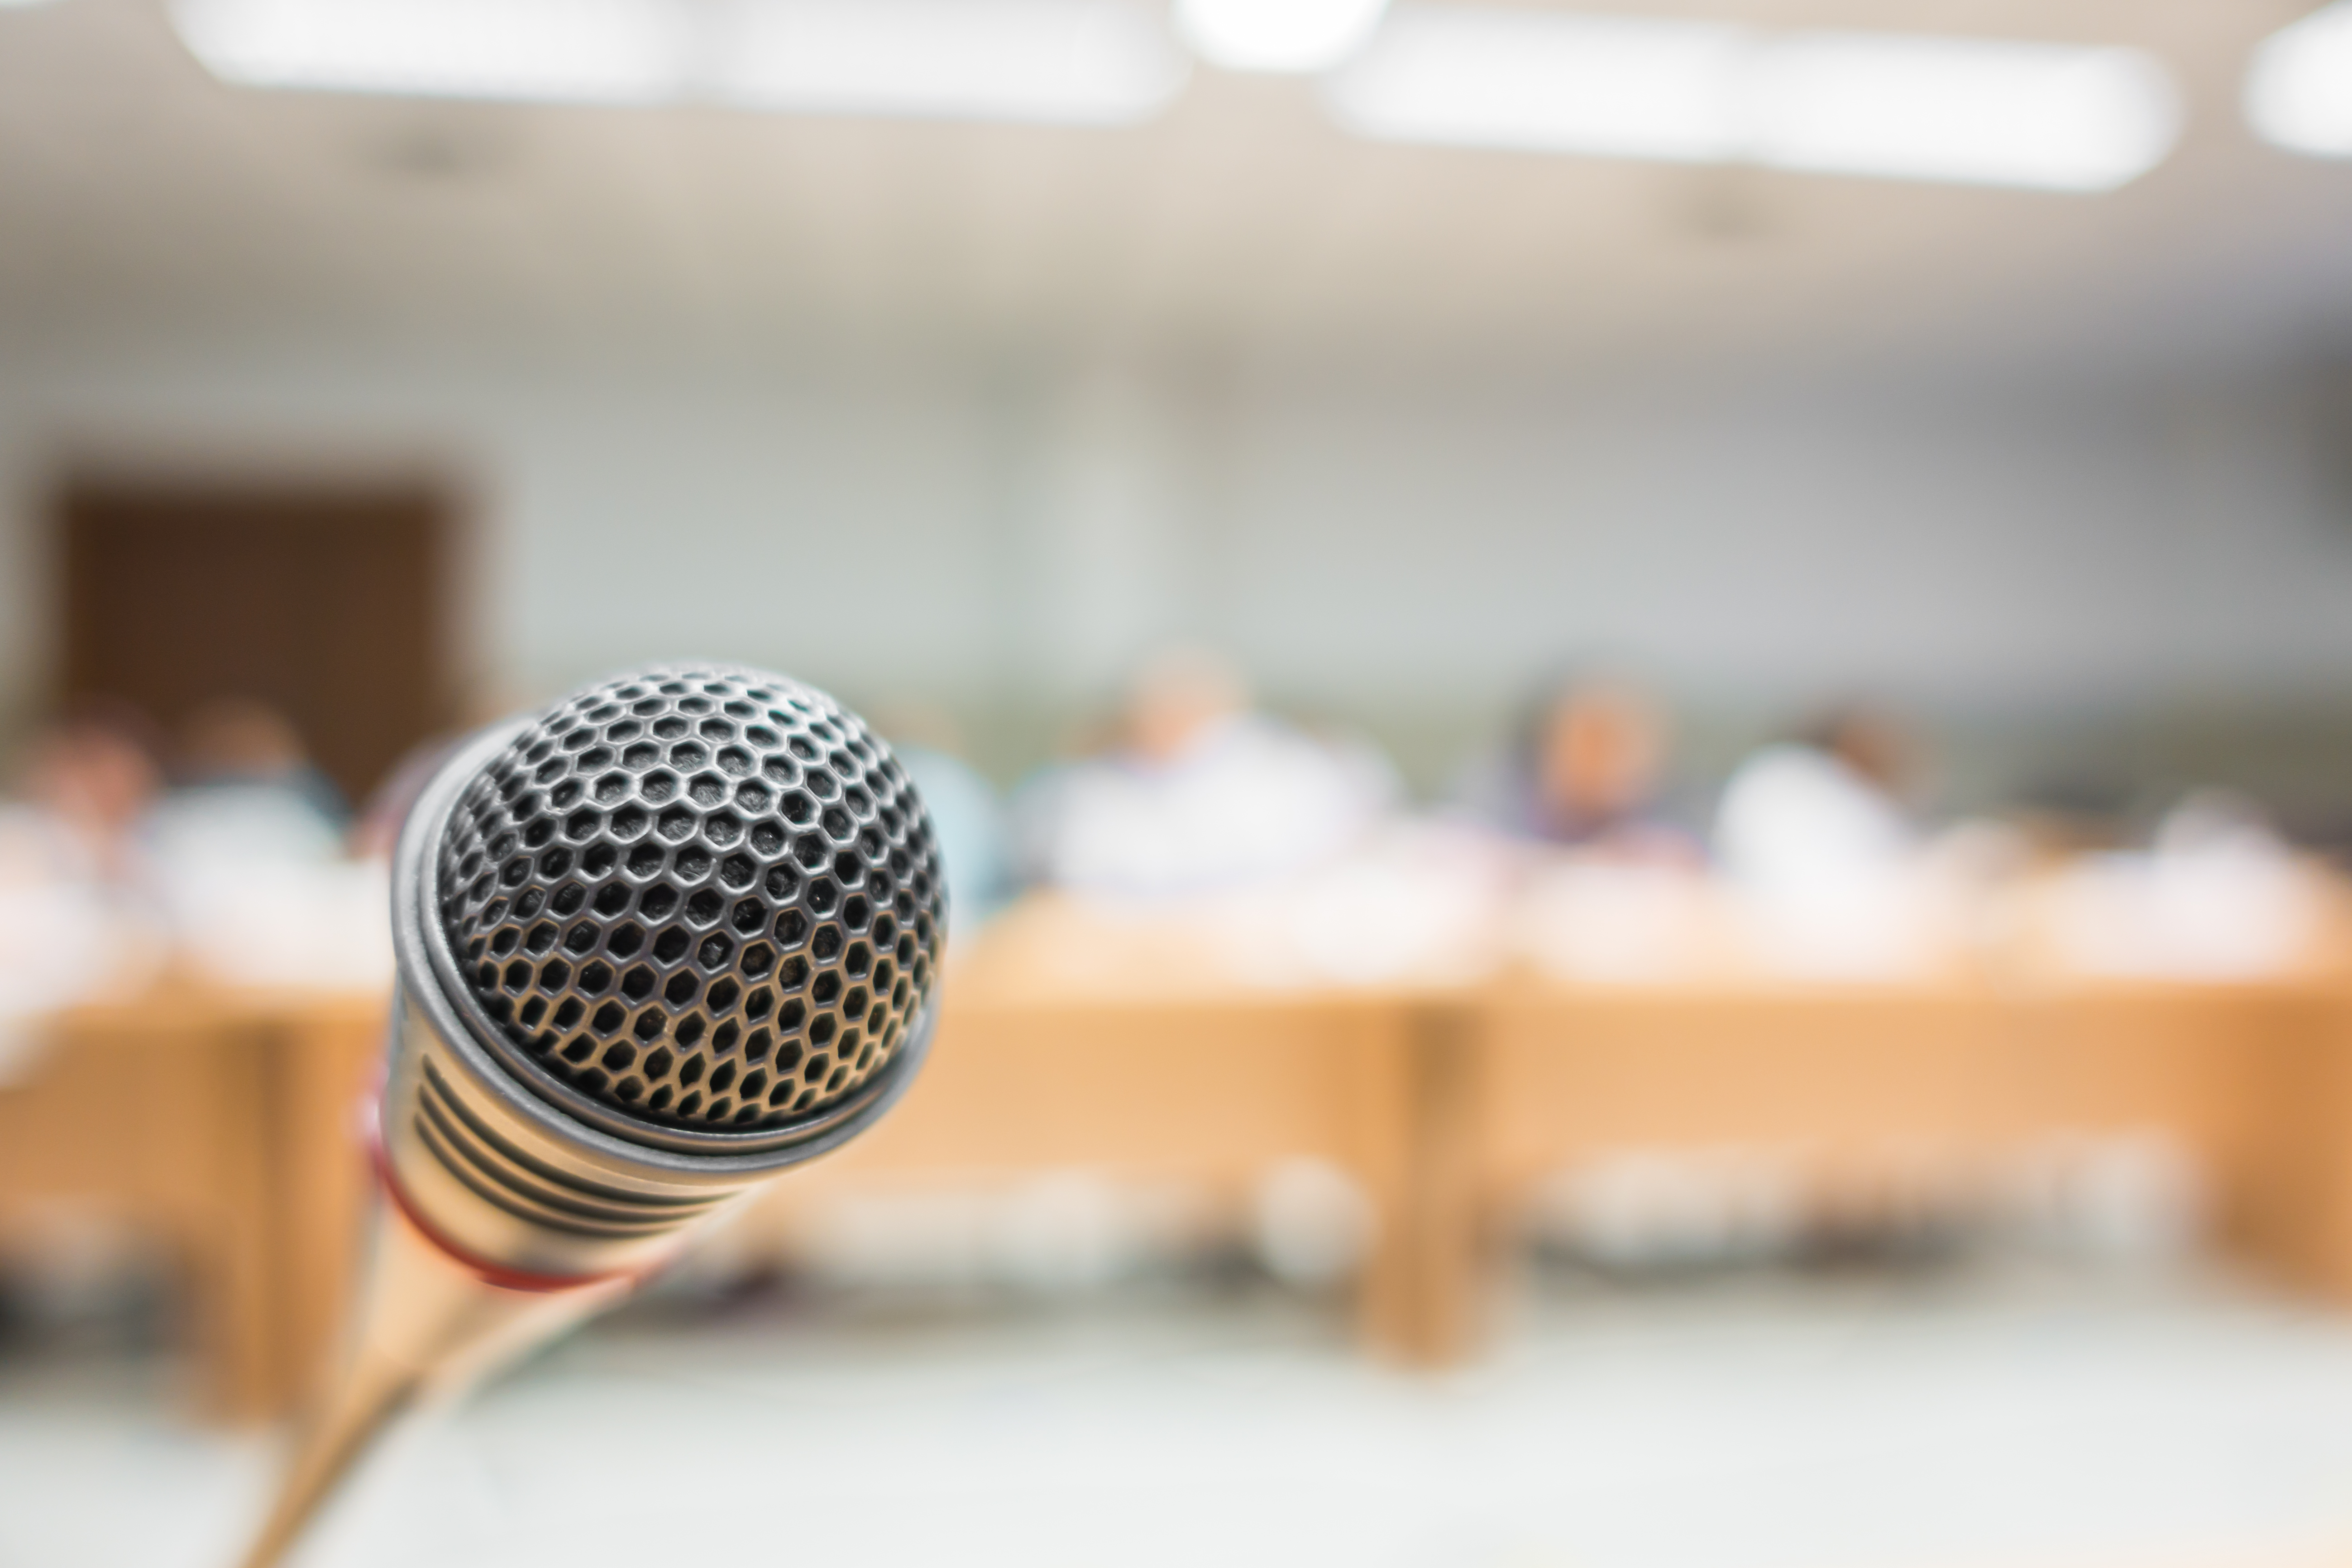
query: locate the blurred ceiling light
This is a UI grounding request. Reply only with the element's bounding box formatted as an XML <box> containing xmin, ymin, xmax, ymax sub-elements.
<box><xmin>714</xmin><ymin>0</ymin><xmax>1189</xmax><ymax>124</ymax></box>
<box><xmin>1176</xmin><ymin>0</ymin><xmax>1388</xmax><ymax>73</ymax></box>
<box><xmin>1326</xmin><ymin>8</ymin><xmax>1748</xmax><ymax>163</ymax></box>
<box><xmin>172</xmin><ymin>0</ymin><xmax>689</xmax><ymax>103</ymax></box>
<box><xmin>2247</xmin><ymin>2</ymin><xmax>2352</xmax><ymax>158</ymax></box>
<box><xmin>1748</xmin><ymin>34</ymin><xmax>2178</xmax><ymax>192</ymax></box>
<box><xmin>1325</xmin><ymin>6</ymin><xmax>2179</xmax><ymax>192</ymax></box>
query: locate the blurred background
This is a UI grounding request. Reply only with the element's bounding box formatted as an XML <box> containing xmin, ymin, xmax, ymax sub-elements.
<box><xmin>10</xmin><ymin>0</ymin><xmax>2352</xmax><ymax>1564</ymax></box>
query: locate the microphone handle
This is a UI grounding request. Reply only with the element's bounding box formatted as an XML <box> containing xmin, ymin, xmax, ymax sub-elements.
<box><xmin>235</xmin><ymin>1202</ymin><xmax>629</xmax><ymax>1568</ymax></box>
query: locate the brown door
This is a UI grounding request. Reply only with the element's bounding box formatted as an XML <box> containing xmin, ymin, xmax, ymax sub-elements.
<box><xmin>58</xmin><ymin>481</ymin><xmax>454</xmax><ymax>808</ymax></box>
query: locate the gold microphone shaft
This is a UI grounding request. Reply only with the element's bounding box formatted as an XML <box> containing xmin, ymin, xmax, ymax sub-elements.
<box><xmin>235</xmin><ymin>1203</ymin><xmax>626</xmax><ymax>1568</ymax></box>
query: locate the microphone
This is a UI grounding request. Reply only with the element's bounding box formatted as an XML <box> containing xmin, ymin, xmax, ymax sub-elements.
<box><xmin>236</xmin><ymin>664</ymin><xmax>946</xmax><ymax>1568</ymax></box>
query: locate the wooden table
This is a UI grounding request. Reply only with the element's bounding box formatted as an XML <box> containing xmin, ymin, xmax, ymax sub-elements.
<box><xmin>751</xmin><ymin>896</ymin><xmax>1481</xmax><ymax>1363</ymax></box>
<box><xmin>777</xmin><ymin>887</ymin><xmax>2352</xmax><ymax>1367</ymax></box>
<box><xmin>0</xmin><ymin>992</ymin><xmax>275</xmax><ymax>1420</ymax></box>
<box><xmin>0</xmin><ymin>985</ymin><xmax>382</xmax><ymax>1422</ymax></box>
<box><xmin>1461</xmin><ymin>963</ymin><xmax>2352</xmax><ymax>1325</ymax></box>
<box><xmin>8</xmin><ymin>885</ymin><xmax>2352</xmax><ymax>1417</ymax></box>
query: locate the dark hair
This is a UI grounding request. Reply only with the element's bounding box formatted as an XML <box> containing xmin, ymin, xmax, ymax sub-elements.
<box><xmin>1510</xmin><ymin>659</ymin><xmax>1656</xmax><ymax>776</ymax></box>
<box><xmin>1793</xmin><ymin>702</ymin><xmax>1899</xmax><ymax>756</ymax></box>
<box><xmin>43</xmin><ymin>694</ymin><xmax>166</xmax><ymax>761</ymax></box>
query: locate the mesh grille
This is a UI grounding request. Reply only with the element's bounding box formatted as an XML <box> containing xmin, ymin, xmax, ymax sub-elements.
<box><xmin>436</xmin><ymin>665</ymin><xmax>944</xmax><ymax>1135</ymax></box>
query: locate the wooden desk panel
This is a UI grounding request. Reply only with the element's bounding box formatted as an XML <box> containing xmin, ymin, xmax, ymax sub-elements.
<box><xmin>2229</xmin><ymin>980</ymin><xmax>2352</xmax><ymax>1297</ymax></box>
<box><xmin>0</xmin><ymin>998</ymin><xmax>275</xmax><ymax>1420</ymax></box>
<box><xmin>0</xmin><ymin>989</ymin><xmax>386</xmax><ymax>1423</ymax></box>
<box><xmin>1996</xmin><ymin>984</ymin><xmax>2323</xmax><ymax>1231</ymax></box>
<box><xmin>758</xmin><ymin>990</ymin><xmax>1475</xmax><ymax>1363</ymax></box>
<box><xmin>1479</xmin><ymin>981</ymin><xmax>2010</xmax><ymax>1190</ymax></box>
<box><xmin>811</xmin><ymin>997</ymin><xmax>1391</xmax><ymax>1180</ymax></box>
<box><xmin>1468</xmin><ymin>972</ymin><xmax>2352</xmax><ymax>1347</ymax></box>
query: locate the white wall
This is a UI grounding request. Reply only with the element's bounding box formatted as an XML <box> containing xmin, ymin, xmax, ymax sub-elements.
<box><xmin>1210</xmin><ymin>369</ymin><xmax>2352</xmax><ymax>708</ymax></box>
<box><xmin>3</xmin><ymin>342</ymin><xmax>2350</xmax><ymax>791</ymax></box>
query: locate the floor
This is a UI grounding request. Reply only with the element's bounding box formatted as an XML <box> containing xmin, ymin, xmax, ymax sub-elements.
<box><xmin>7</xmin><ymin>1264</ymin><xmax>2352</xmax><ymax>1568</ymax></box>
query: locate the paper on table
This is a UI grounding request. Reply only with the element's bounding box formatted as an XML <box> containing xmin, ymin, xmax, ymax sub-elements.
<box><xmin>2045</xmin><ymin>848</ymin><xmax>2317</xmax><ymax>980</ymax></box>
<box><xmin>0</xmin><ymin>882</ymin><xmax>119</xmax><ymax>1085</ymax></box>
<box><xmin>166</xmin><ymin>858</ymin><xmax>396</xmax><ymax>991</ymax></box>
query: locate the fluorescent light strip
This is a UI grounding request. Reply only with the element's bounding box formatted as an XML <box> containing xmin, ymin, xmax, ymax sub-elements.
<box><xmin>171</xmin><ymin>0</ymin><xmax>1188</xmax><ymax>126</ymax></box>
<box><xmin>173</xmin><ymin>0</ymin><xmax>690</xmax><ymax>104</ymax></box>
<box><xmin>1750</xmin><ymin>33</ymin><xmax>2177</xmax><ymax>192</ymax></box>
<box><xmin>1327</xmin><ymin>9</ymin><xmax>1748</xmax><ymax>163</ymax></box>
<box><xmin>2247</xmin><ymin>0</ymin><xmax>2352</xmax><ymax>158</ymax></box>
<box><xmin>713</xmin><ymin>0</ymin><xmax>1188</xmax><ymax>125</ymax></box>
<box><xmin>1176</xmin><ymin>0</ymin><xmax>1390</xmax><ymax>75</ymax></box>
<box><xmin>1326</xmin><ymin>6</ymin><xmax>2180</xmax><ymax>193</ymax></box>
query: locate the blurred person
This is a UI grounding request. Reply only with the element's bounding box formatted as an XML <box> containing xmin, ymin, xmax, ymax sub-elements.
<box><xmin>177</xmin><ymin>695</ymin><xmax>347</xmax><ymax>822</ymax></box>
<box><xmin>0</xmin><ymin>703</ymin><xmax>161</xmax><ymax>887</ymax></box>
<box><xmin>0</xmin><ymin>708</ymin><xmax>165</xmax><ymax>1076</ymax></box>
<box><xmin>1713</xmin><ymin>704</ymin><xmax>1920</xmax><ymax>897</ymax></box>
<box><xmin>2145</xmin><ymin>790</ymin><xmax>2309</xmax><ymax>973</ymax></box>
<box><xmin>875</xmin><ymin>700</ymin><xmax>1014</xmax><ymax>933</ymax></box>
<box><xmin>1454</xmin><ymin>670</ymin><xmax>1695</xmax><ymax>860</ymax></box>
<box><xmin>147</xmin><ymin>697</ymin><xmax>345</xmax><ymax>874</ymax></box>
<box><xmin>129</xmin><ymin>697</ymin><xmax>406</xmax><ymax>992</ymax></box>
<box><xmin>2043</xmin><ymin>788</ymin><xmax>2318</xmax><ymax>981</ymax></box>
<box><xmin>144</xmin><ymin>698</ymin><xmax>394</xmax><ymax>988</ymax></box>
<box><xmin>1016</xmin><ymin>646</ymin><xmax>1397</xmax><ymax>898</ymax></box>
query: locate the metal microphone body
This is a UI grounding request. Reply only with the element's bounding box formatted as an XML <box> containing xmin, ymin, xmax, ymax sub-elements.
<box><xmin>238</xmin><ymin>665</ymin><xmax>946</xmax><ymax>1568</ymax></box>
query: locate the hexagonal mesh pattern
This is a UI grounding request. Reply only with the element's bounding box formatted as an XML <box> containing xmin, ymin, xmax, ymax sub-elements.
<box><xmin>436</xmin><ymin>665</ymin><xmax>944</xmax><ymax>1134</ymax></box>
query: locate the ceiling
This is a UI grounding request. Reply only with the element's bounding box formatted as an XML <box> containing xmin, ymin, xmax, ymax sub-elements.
<box><xmin>2</xmin><ymin>0</ymin><xmax>2350</xmax><ymax>378</ymax></box>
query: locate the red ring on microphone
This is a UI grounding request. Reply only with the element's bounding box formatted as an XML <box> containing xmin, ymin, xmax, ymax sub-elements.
<box><xmin>361</xmin><ymin>1097</ymin><xmax>660</xmax><ymax>1296</ymax></box>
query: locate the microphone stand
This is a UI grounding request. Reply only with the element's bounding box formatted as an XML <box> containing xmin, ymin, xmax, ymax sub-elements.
<box><xmin>234</xmin><ymin>1195</ymin><xmax>631</xmax><ymax>1568</ymax></box>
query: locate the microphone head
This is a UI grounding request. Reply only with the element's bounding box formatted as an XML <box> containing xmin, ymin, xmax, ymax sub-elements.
<box><xmin>245</xmin><ymin>669</ymin><xmax>946</xmax><ymax>1568</ymax></box>
<box><xmin>427</xmin><ymin>664</ymin><xmax>945</xmax><ymax>1155</ymax></box>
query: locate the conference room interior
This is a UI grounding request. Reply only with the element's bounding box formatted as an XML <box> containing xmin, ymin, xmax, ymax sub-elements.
<box><xmin>10</xmin><ymin>0</ymin><xmax>2352</xmax><ymax>1564</ymax></box>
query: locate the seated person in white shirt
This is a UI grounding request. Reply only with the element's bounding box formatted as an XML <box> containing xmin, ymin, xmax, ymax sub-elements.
<box><xmin>1714</xmin><ymin>704</ymin><xmax>1920</xmax><ymax>898</ymax></box>
<box><xmin>1017</xmin><ymin>647</ymin><xmax>1397</xmax><ymax>899</ymax></box>
<box><xmin>146</xmin><ymin>697</ymin><xmax>347</xmax><ymax>875</ymax></box>
<box><xmin>0</xmin><ymin>709</ymin><xmax>164</xmax><ymax>1072</ymax></box>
